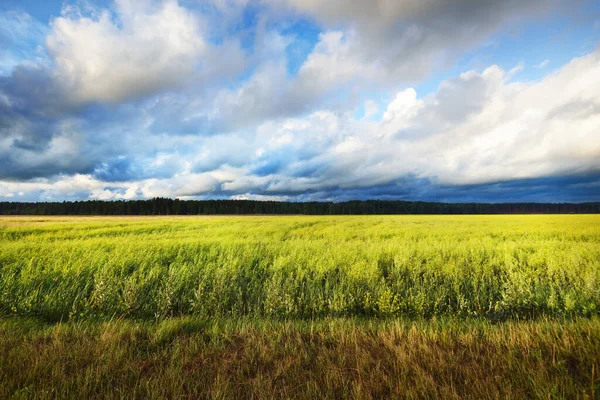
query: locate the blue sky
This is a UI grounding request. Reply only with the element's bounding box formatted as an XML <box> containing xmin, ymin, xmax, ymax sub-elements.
<box><xmin>0</xmin><ymin>0</ymin><xmax>599</xmax><ymax>203</ymax></box>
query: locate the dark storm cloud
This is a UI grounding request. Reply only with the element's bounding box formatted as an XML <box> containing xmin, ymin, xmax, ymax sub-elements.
<box><xmin>223</xmin><ymin>173</ymin><xmax>600</xmax><ymax>203</ymax></box>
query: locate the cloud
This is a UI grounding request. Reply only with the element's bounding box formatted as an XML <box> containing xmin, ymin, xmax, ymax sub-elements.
<box><xmin>201</xmin><ymin>30</ymin><xmax>378</xmax><ymax>133</ymax></box>
<box><xmin>267</xmin><ymin>0</ymin><xmax>560</xmax><ymax>82</ymax></box>
<box><xmin>536</xmin><ymin>59</ymin><xmax>550</xmax><ymax>69</ymax></box>
<box><xmin>0</xmin><ymin>0</ymin><xmax>598</xmax><ymax>203</ymax></box>
<box><xmin>3</xmin><ymin>49</ymin><xmax>600</xmax><ymax>201</ymax></box>
<box><xmin>199</xmin><ymin>0</ymin><xmax>562</xmax><ymax>134</ymax></box>
<box><xmin>46</xmin><ymin>0</ymin><xmax>207</xmax><ymax>105</ymax></box>
<box><xmin>363</xmin><ymin>100</ymin><xmax>379</xmax><ymax>119</ymax></box>
<box><xmin>0</xmin><ymin>116</ymin><xmax>95</xmax><ymax>179</ymax></box>
<box><xmin>192</xmin><ymin>50</ymin><xmax>600</xmax><ymax>197</ymax></box>
<box><xmin>3</xmin><ymin>46</ymin><xmax>600</xmax><ymax>201</ymax></box>
<box><xmin>0</xmin><ymin>0</ymin><xmax>250</xmax><ymax>178</ymax></box>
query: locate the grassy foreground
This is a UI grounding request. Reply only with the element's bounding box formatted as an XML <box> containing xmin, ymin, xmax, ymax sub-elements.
<box><xmin>1</xmin><ymin>317</ymin><xmax>599</xmax><ymax>399</ymax></box>
<box><xmin>1</xmin><ymin>215</ymin><xmax>599</xmax><ymax>398</ymax></box>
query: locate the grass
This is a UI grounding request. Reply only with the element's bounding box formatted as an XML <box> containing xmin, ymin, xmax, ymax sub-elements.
<box><xmin>1</xmin><ymin>316</ymin><xmax>599</xmax><ymax>399</ymax></box>
<box><xmin>0</xmin><ymin>215</ymin><xmax>599</xmax><ymax>398</ymax></box>
<box><xmin>1</xmin><ymin>215</ymin><xmax>599</xmax><ymax>321</ymax></box>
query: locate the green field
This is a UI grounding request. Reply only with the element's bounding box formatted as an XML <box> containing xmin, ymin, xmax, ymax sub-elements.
<box><xmin>1</xmin><ymin>215</ymin><xmax>599</xmax><ymax>398</ymax></box>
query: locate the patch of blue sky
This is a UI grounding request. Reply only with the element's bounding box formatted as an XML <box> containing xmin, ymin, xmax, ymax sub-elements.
<box><xmin>183</xmin><ymin>0</ymin><xmax>261</xmax><ymax>47</ymax></box>
<box><xmin>476</xmin><ymin>14</ymin><xmax>599</xmax><ymax>81</ymax></box>
<box><xmin>280</xmin><ymin>18</ymin><xmax>320</xmax><ymax>75</ymax></box>
<box><xmin>0</xmin><ymin>10</ymin><xmax>48</xmax><ymax>75</ymax></box>
<box><xmin>0</xmin><ymin>0</ymin><xmax>62</xmax><ymax>24</ymax></box>
<box><xmin>415</xmin><ymin>8</ymin><xmax>600</xmax><ymax>97</ymax></box>
<box><xmin>2</xmin><ymin>0</ymin><xmax>121</xmax><ymax>24</ymax></box>
<box><xmin>352</xmin><ymin>90</ymin><xmax>389</xmax><ymax>121</ymax></box>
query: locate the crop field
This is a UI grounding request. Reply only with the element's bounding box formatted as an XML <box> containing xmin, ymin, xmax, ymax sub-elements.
<box><xmin>1</xmin><ymin>215</ymin><xmax>599</xmax><ymax>321</ymax></box>
<box><xmin>1</xmin><ymin>215</ymin><xmax>600</xmax><ymax>398</ymax></box>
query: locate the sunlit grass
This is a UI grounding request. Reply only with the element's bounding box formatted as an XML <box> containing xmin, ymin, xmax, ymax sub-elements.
<box><xmin>1</xmin><ymin>215</ymin><xmax>599</xmax><ymax>397</ymax></box>
<box><xmin>1</xmin><ymin>215</ymin><xmax>598</xmax><ymax>321</ymax></box>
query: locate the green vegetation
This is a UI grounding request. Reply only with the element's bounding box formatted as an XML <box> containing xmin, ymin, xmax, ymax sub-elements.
<box><xmin>2</xmin><ymin>198</ymin><xmax>599</xmax><ymax>215</ymax></box>
<box><xmin>1</xmin><ymin>215</ymin><xmax>599</xmax><ymax>398</ymax></box>
<box><xmin>1</xmin><ymin>215</ymin><xmax>599</xmax><ymax>321</ymax></box>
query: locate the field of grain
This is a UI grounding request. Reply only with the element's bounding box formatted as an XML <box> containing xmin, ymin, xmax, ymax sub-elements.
<box><xmin>1</xmin><ymin>215</ymin><xmax>599</xmax><ymax>321</ymax></box>
<box><xmin>1</xmin><ymin>215</ymin><xmax>599</xmax><ymax>398</ymax></box>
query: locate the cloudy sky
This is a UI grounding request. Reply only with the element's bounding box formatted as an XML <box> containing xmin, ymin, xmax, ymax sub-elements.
<box><xmin>0</xmin><ymin>0</ymin><xmax>599</xmax><ymax>202</ymax></box>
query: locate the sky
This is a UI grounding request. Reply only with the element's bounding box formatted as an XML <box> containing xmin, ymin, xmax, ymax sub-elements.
<box><xmin>0</xmin><ymin>0</ymin><xmax>599</xmax><ymax>203</ymax></box>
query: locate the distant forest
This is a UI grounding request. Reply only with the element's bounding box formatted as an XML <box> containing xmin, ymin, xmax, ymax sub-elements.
<box><xmin>1</xmin><ymin>198</ymin><xmax>599</xmax><ymax>215</ymax></box>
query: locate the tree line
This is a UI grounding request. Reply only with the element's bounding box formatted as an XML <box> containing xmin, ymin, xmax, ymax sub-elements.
<box><xmin>0</xmin><ymin>198</ymin><xmax>598</xmax><ymax>215</ymax></box>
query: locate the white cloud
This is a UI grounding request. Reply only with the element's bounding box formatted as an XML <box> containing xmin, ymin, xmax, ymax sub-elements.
<box><xmin>205</xmin><ymin>30</ymin><xmax>380</xmax><ymax>131</ymax></box>
<box><xmin>293</xmin><ymin>30</ymin><xmax>369</xmax><ymax>92</ymax></box>
<box><xmin>508</xmin><ymin>63</ymin><xmax>525</xmax><ymax>77</ymax></box>
<box><xmin>363</xmin><ymin>100</ymin><xmax>379</xmax><ymax>119</ymax></box>
<box><xmin>46</xmin><ymin>0</ymin><xmax>208</xmax><ymax>104</ymax></box>
<box><xmin>0</xmin><ymin>174</ymin><xmax>108</xmax><ymax>199</ymax></box>
<box><xmin>536</xmin><ymin>59</ymin><xmax>550</xmax><ymax>69</ymax></box>
<box><xmin>234</xmin><ymin>50</ymin><xmax>600</xmax><ymax>191</ymax></box>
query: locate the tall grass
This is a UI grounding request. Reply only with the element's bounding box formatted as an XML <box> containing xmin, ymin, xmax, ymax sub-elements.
<box><xmin>0</xmin><ymin>215</ymin><xmax>598</xmax><ymax>321</ymax></box>
<box><xmin>1</xmin><ymin>316</ymin><xmax>598</xmax><ymax>399</ymax></box>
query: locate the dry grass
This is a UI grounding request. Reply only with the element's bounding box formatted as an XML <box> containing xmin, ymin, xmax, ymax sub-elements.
<box><xmin>1</xmin><ymin>317</ymin><xmax>599</xmax><ymax>399</ymax></box>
